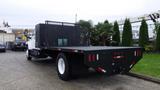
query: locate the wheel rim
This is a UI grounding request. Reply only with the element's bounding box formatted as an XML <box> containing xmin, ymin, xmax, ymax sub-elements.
<box><xmin>58</xmin><ymin>58</ymin><xmax>65</xmax><ymax>74</ymax></box>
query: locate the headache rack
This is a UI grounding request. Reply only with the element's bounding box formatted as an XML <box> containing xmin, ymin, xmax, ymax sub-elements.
<box><xmin>35</xmin><ymin>20</ymin><xmax>88</xmax><ymax>48</ymax></box>
<box><xmin>45</xmin><ymin>20</ymin><xmax>78</xmax><ymax>26</ymax></box>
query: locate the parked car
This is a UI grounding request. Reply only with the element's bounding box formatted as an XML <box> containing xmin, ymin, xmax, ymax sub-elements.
<box><xmin>11</xmin><ymin>41</ymin><xmax>27</xmax><ymax>51</ymax></box>
<box><xmin>0</xmin><ymin>44</ymin><xmax>6</xmax><ymax>52</ymax></box>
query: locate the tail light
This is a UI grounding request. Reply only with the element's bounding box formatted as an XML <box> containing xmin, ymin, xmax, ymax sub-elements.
<box><xmin>134</xmin><ymin>50</ymin><xmax>141</xmax><ymax>56</ymax></box>
<box><xmin>96</xmin><ymin>67</ymin><xmax>106</xmax><ymax>73</ymax></box>
<box><xmin>112</xmin><ymin>52</ymin><xmax>124</xmax><ymax>59</ymax></box>
<box><xmin>88</xmin><ymin>54</ymin><xmax>92</xmax><ymax>62</ymax></box>
<box><xmin>92</xmin><ymin>54</ymin><xmax>96</xmax><ymax>61</ymax></box>
<box><xmin>113</xmin><ymin>56</ymin><xmax>124</xmax><ymax>59</ymax></box>
<box><xmin>88</xmin><ymin>54</ymin><xmax>99</xmax><ymax>62</ymax></box>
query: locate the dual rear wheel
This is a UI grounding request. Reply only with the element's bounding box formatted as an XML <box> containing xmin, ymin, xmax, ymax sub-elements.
<box><xmin>56</xmin><ymin>53</ymin><xmax>70</xmax><ymax>81</ymax></box>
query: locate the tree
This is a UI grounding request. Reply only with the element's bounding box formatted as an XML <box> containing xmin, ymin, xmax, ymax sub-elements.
<box><xmin>90</xmin><ymin>27</ymin><xmax>98</xmax><ymax>45</ymax></box>
<box><xmin>156</xmin><ymin>24</ymin><xmax>160</xmax><ymax>51</ymax></box>
<box><xmin>78</xmin><ymin>20</ymin><xmax>93</xmax><ymax>31</ymax></box>
<box><xmin>139</xmin><ymin>19</ymin><xmax>149</xmax><ymax>47</ymax></box>
<box><xmin>153</xmin><ymin>22</ymin><xmax>160</xmax><ymax>36</ymax></box>
<box><xmin>77</xmin><ymin>20</ymin><xmax>93</xmax><ymax>45</ymax></box>
<box><xmin>122</xmin><ymin>19</ymin><xmax>133</xmax><ymax>46</ymax></box>
<box><xmin>94</xmin><ymin>21</ymin><xmax>113</xmax><ymax>46</ymax></box>
<box><xmin>112</xmin><ymin>21</ymin><xmax>120</xmax><ymax>45</ymax></box>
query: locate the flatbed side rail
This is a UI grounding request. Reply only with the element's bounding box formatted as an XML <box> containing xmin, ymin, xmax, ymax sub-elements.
<box><xmin>48</xmin><ymin>48</ymin><xmax>84</xmax><ymax>53</ymax></box>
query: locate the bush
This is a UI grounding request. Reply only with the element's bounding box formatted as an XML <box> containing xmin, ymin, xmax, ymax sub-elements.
<box><xmin>122</xmin><ymin>19</ymin><xmax>133</xmax><ymax>46</ymax></box>
<box><xmin>139</xmin><ymin>19</ymin><xmax>149</xmax><ymax>47</ymax></box>
<box><xmin>156</xmin><ymin>24</ymin><xmax>160</xmax><ymax>51</ymax></box>
<box><xmin>144</xmin><ymin>45</ymin><xmax>154</xmax><ymax>52</ymax></box>
<box><xmin>112</xmin><ymin>21</ymin><xmax>120</xmax><ymax>45</ymax></box>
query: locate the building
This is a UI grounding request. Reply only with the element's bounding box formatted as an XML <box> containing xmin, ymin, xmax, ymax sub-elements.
<box><xmin>117</xmin><ymin>10</ymin><xmax>160</xmax><ymax>42</ymax></box>
<box><xmin>12</xmin><ymin>29</ymin><xmax>34</xmax><ymax>41</ymax></box>
<box><xmin>119</xmin><ymin>21</ymin><xmax>155</xmax><ymax>40</ymax></box>
<box><xmin>0</xmin><ymin>21</ymin><xmax>12</xmax><ymax>33</ymax></box>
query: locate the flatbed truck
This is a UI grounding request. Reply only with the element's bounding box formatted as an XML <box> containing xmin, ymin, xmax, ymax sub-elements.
<box><xmin>26</xmin><ymin>21</ymin><xmax>143</xmax><ymax>81</ymax></box>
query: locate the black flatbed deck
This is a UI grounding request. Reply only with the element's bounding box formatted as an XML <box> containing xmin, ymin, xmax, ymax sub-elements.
<box><xmin>50</xmin><ymin>46</ymin><xmax>142</xmax><ymax>52</ymax></box>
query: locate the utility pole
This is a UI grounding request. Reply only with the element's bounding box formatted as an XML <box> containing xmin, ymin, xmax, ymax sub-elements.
<box><xmin>75</xmin><ymin>13</ymin><xmax>77</xmax><ymax>23</ymax></box>
<box><xmin>75</xmin><ymin>9</ymin><xmax>78</xmax><ymax>23</ymax></box>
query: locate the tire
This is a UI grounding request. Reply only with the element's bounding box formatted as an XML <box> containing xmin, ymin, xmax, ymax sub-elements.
<box><xmin>27</xmin><ymin>56</ymin><xmax>32</xmax><ymax>60</ymax></box>
<box><xmin>56</xmin><ymin>53</ymin><xmax>70</xmax><ymax>81</ymax></box>
<box><xmin>3</xmin><ymin>49</ymin><xmax>6</xmax><ymax>52</ymax></box>
<box><xmin>26</xmin><ymin>50</ymin><xmax>32</xmax><ymax>60</ymax></box>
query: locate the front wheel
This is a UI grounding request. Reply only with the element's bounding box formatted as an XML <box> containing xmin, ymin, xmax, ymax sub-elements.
<box><xmin>26</xmin><ymin>50</ymin><xmax>32</xmax><ymax>60</ymax></box>
<box><xmin>56</xmin><ymin>53</ymin><xmax>70</xmax><ymax>81</ymax></box>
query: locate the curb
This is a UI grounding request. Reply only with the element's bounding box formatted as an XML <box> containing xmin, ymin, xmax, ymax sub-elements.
<box><xmin>126</xmin><ymin>72</ymin><xmax>160</xmax><ymax>84</ymax></box>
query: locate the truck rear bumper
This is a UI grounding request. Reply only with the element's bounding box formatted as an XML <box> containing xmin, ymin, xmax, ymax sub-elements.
<box><xmin>84</xmin><ymin>48</ymin><xmax>143</xmax><ymax>75</ymax></box>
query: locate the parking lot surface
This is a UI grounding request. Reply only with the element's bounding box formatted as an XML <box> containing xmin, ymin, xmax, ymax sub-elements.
<box><xmin>0</xmin><ymin>51</ymin><xmax>160</xmax><ymax>90</ymax></box>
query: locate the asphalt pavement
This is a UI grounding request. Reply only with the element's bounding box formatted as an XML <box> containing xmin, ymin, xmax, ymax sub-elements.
<box><xmin>0</xmin><ymin>51</ymin><xmax>160</xmax><ymax>90</ymax></box>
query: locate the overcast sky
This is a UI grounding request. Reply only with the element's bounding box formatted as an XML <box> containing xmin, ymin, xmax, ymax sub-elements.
<box><xmin>0</xmin><ymin>0</ymin><xmax>160</xmax><ymax>28</ymax></box>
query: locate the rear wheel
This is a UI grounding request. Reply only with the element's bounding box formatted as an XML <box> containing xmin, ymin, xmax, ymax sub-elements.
<box><xmin>56</xmin><ymin>53</ymin><xmax>70</xmax><ymax>81</ymax></box>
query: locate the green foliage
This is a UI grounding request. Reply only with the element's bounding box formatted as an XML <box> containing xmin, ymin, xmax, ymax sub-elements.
<box><xmin>104</xmin><ymin>20</ymin><xmax>109</xmax><ymax>24</ymax></box>
<box><xmin>112</xmin><ymin>21</ymin><xmax>120</xmax><ymax>46</ymax></box>
<box><xmin>78</xmin><ymin>20</ymin><xmax>93</xmax><ymax>31</ymax></box>
<box><xmin>78</xmin><ymin>20</ymin><xmax>113</xmax><ymax>46</ymax></box>
<box><xmin>144</xmin><ymin>45</ymin><xmax>154</xmax><ymax>52</ymax></box>
<box><xmin>156</xmin><ymin>24</ymin><xmax>160</xmax><ymax>51</ymax></box>
<box><xmin>77</xmin><ymin>20</ymin><xmax>93</xmax><ymax>45</ymax></box>
<box><xmin>122</xmin><ymin>19</ymin><xmax>133</xmax><ymax>46</ymax></box>
<box><xmin>93</xmin><ymin>21</ymin><xmax>113</xmax><ymax>46</ymax></box>
<box><xmin>154</xmin><ymin>22</ymin><xmax>160</xmax><ymax>35</ymax></box>
<box><xmin>132</xmin><ymin>53</ymin><xmax>160</xmax><ymax>78</ymax></box>
<box><xmin>90</xmin><ymin>28</ymin><xmax>99</xmax><ymax>45</ymax></box>
<box><xmin>139</xmin><ymin>19</ymin><xmax>149</xmax><ymax>47</ymax></box>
